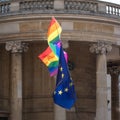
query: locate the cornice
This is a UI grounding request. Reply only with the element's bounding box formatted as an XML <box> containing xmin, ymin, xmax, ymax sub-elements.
<box><xmin>0</xmin><ymin>14</ymin><xmax>120</xmax><ymax>26</ymax></box>
<box><xmin>0</xmin><ymin>31</ymin><xmax>118</xmax><ymax>44</ymax></box>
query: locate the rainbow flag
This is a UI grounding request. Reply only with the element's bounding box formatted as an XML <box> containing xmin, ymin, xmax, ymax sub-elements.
<box><xmin>38</xmin><ymin>46</ymin><xmax>68</xmax><ymax>76</ymax></box>
<box><xmin>38</xmin><ymin>46</ymin><xmax>59</xmax><ymax>76</ymax></box>
<box><xmin>47</xmin><ymin>17</ymin><xmax>62</xmax><ymax>44</ymax></box>
<box><xmin>47</xmin><ymin>17</ymin><xmax>62</xmax><ymax>57</ymax></box>
<box><xmin>38</xmin><ymin>17</ymin><xmax>65</xmax><ymax>76</ymax></box>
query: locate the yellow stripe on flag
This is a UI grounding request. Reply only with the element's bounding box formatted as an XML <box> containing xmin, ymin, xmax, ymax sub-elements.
<box><xmin>48</xmin><ymin>27</ymin><xmax>62</xmax><ymax>42</ymax></box>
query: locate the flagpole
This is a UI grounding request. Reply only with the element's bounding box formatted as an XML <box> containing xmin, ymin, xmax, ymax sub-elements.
<box><xmin>52</xmin><ymin>17</ymin><xmax>67</xmax><ymax>120</ymax></box>
<box><xmin>54</xmin><ymin>76</ymin><xmax>66</xmax><ymax>120</ymax></box>
<box><xmin>54</xmin><ymin>104</ymin><xmax>66</xmax><ymax>120</ymax></box>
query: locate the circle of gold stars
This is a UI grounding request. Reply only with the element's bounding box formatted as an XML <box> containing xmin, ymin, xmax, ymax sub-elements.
<box><xmin>54</xmin><ymin>81</ymin><xmax>74</xmax><ymax>95</ymax></box>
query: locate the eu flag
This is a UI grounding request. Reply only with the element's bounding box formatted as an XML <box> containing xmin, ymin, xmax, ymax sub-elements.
<box><xmin>53</xmin><ymin>46</ymin><xmax>77</xmax><ymax>109</ymax></box>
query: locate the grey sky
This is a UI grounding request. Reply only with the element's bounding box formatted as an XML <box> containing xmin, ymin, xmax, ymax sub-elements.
<box><xmin>99</xmin><ymin>0</ymin><xmax>120</xmax><ymax>4</ymax></box>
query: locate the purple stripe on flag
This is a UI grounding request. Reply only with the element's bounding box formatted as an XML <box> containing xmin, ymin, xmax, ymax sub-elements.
<box><xmin>50</xmin><ymin>69</ymin><xmax>58</xmax><ymax>76</ymax></box>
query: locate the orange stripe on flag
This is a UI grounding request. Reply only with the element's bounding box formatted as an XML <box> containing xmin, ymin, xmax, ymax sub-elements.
<box><xmin>48</xmin><ymin>22</ymin><xmax>61</xmax><ymax>36</ymax></box>
<box><xmin>42</xmin><ymin>52</ymin><xmax>58</xmax><ymax>66</ymax></box>
<box><xmin>38</xmin><ymin>47</ymin><xmax>58</xmax><ymax>66</ymax></box>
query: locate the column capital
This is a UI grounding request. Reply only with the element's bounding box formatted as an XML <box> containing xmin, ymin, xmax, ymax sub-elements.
<box><xmin>108</xmin><ymin>66</ymin><xmax>120</xmax><ymax>75</ymax></box>
<box><xmin>5</xmin><ymin>41</ymin><xmax>28</xmax><ymax>53</ymax></box>
<box><xmin>89</xmin><ymin>41</ymin><xmax>112</xmax><ymax>54</ymax></box>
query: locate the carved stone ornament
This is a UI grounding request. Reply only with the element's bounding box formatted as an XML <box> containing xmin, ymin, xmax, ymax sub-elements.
<box><xmin>5</xmin><ymin>41</ymin><xmax>28</xmax><ymax>53</ymax></box>
<box><xmin>108</xmin><ymin>66</ymin><xmax>120</xmax><ymax>75</ymax></box>
<box><xmin>89</xmin><ymin>41</ymin><xmax>112</xmax><ymax>54</ymax></box>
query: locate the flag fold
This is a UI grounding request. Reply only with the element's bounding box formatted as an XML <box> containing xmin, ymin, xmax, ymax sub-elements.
<box><xmin>38</xmin><ymin>46</ymin><xmax>59</xmax><ymax>76</ymax></box>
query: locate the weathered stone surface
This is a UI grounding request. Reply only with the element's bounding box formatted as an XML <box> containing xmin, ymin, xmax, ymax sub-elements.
<box><xmin>41</xmin><ymin>21</ymin><xmax>49</xmax><ymax>30</ymax></box>
<box><xmin>74</xmin><ymin>22</ymin><xmax>114</xmax><ymax>33</ymax></box>
<box><xmin>0</xmin><ymin>22</ymin><xmax>19</xmax><ymax>34</ymax></box>
<box><xmin>19</xmin><ymin>21</ymin><xmax>40</xmax><ymax>32</ymax></box>
<box><xmin>62</xmin><ymin>22</ymin><xmax>73</xmax><ymax>30</ymax></box>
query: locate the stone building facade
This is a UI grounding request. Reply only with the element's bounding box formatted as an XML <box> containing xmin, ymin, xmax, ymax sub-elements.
<box><xmin>0</xmin><ymin>0</ymin><xmax>120</xmax><ymax>120</ymax></box>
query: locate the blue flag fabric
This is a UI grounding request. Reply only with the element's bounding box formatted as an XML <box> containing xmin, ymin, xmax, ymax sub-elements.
<box><xmin>53</xmin><ymin>46</ymin><xmax>77</xmax><ymax>109</ymax></box>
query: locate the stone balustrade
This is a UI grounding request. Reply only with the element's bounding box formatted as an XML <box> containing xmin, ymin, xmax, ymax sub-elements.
<box><xmin>106</xmin><ymin>3</ymin><xmax>120</xmax><ymax>16</ymax></box>
<box><xmin>19</xmin><ymin>0</ymin><xmax>54</xmax><ymax>11</ymax></box>
<box><xmin>0</xmin><ymin>0</ymin><xmax>120</xmax><ymax>18</ymax></box>
<box><xmin>64</xmin><ymin>0</ymin><xmax>98</xmax><ymax>12</ymax></box>
<box><xmin>0</xmin><ymin>1</ymin><xmax>10</xmax><ymax>14</ymax></box>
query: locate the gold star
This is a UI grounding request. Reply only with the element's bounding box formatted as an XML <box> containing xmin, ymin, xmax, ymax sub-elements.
<box><xmin>65</xmin><ymin>88</ymin><xmax>69</xmax><ymax>92</ymax></box>
<box><xmin>58</xmin><ymin>90</ymin><xmax>63</xmax><ymax>95</ymax></box>
<box><xmin>69</xmin><ymin>82</ymin><xmax>73</xmax><ymax>86</ymax></box>
<box><xmin>62</xmin><ymin>73</ymin><xmax>64</xmax><ymax>78</ymax></box>
<box><xmin>60</xmin><ymin>67</ymin><xmax>63</xmax><ymax>71</ymax></box>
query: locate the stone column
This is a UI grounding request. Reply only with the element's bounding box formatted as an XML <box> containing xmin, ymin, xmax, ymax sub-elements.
<box><xmin>90</xmin><ymin>41</ymin><xmax>112</xmax><ymax>120</ymax></box>
<box><xmin>5</xmin><ymin>41</ymin><xmax>28</xmax><ymax>120</ymax></box>
<box><xmin>108</xmin><ymin>66</ymin><xmax>120</xmax><ymax>120</ymax></box>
